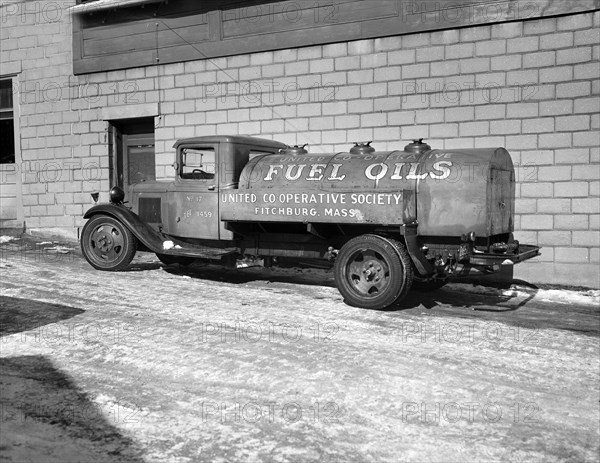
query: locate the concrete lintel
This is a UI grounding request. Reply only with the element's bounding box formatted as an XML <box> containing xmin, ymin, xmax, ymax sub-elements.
<box><xmin>0</xmin><ymin>61</ymin><xmax>22</xmax><ymax>76</ymax></box>
<box><xmin>101</xmin><ymin>103</ymin><xmax>159</xmax><ymax>121</ymax></box>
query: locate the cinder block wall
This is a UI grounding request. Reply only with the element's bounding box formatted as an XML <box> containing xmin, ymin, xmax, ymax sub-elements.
<box><xmin>1</xmin><ymin>0</ymin><xmax>108</xmax><ymax>231</ymax></box>
<box><xmin>1</xmin><ymin>2</ymin><xmax>598</xmax><ymax>286</ymax></box>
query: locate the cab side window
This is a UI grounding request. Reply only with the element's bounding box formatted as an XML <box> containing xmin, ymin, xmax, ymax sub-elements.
<box><xmin>180</xmin><ymin>147</ymin><xmax>216</xmax><ymax>180</ymax></box>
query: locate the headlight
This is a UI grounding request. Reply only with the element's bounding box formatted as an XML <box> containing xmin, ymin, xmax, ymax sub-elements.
<box><xmin>109</xmin><ymin>186</ymin><xmax>125</xmax><ymax>204</ymax></box>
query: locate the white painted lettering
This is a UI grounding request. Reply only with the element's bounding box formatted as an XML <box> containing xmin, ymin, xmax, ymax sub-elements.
<box><xmin>328</xmin><ymin>164</ymin><xmax>346</xmax><ymax>181</ymax></box>
<box><xmin>284</xmin><ymin>164</ymin><xmax>307</xmax><ymax>181</ymax></box>
<box><xmin>365</xmin><ymin>163</ymin><xmax>388</xmax><ymax>181</ymax></box>
<box><xmin>264</xmin><ymin>164</ymin><xmax>283</xmax><ymax>181</ymax></box>
<box><xmin>306</xmin><ymin>164</ymin><xmax>327</xmax><ymax>181</ymax></box>
<box><xmin>430</xmin><ymin>161</ymin><xmax>452</xmax><ymax>180</ymax></box>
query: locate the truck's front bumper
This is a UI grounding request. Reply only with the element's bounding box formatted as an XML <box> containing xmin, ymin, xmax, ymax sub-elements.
<box><xmin>468</xmin><ymin>244</ymin><xmax>541</xmax><ymax>267</ymax></box>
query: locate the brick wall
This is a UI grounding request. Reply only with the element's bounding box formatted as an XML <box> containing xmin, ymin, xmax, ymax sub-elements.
<box><xmin>1</xmin><ymin>2</ymin><xmax>598</xmax><ymax>286</ymax></box>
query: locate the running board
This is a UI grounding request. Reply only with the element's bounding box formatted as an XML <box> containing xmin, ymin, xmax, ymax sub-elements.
<box><xmin>160</xmin><ymin>238</ymin><xmax>238</xmax><ymax>260</ymax></box>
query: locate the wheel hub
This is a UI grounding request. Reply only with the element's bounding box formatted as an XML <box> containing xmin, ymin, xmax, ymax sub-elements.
<box><xmin>362</xmin><ymin>261</ymin><xmax>383</xmax><ymax>282</ymax></box>
<box><xmin>96</xmin><ymin>233</ymin><xmax>114</xmax><ymax>252</ymax></box>
<box><xmin>346</xmin><ymin>251</ymin><xmax>390</xmax><ymax>296</ymax></box>
<box><xmin>89</xmin><ymin>224</ymin><xmax>124</xmax><ymax>262</ymax></box>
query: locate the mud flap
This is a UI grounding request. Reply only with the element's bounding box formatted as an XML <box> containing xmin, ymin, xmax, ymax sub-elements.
<box><xmin>401</xmin><ymin>224</ymin><xmax>434</xmax><ymax>277</ymax></box>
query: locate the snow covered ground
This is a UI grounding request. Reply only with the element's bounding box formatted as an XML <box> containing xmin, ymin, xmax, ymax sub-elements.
<box><xmin>1</xmin><ymin>239</ymin><xmax>599</xmax><ymax>462</ymax></box>
<box><xmin>447</xmin><ymin>283</ymin><xmax>600</xmax><ymax>306</ymax></box>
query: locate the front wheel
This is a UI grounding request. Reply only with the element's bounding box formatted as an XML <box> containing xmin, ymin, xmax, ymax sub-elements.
<box><xmin>334</xmin><ymin>234</ymin><xmax>413</xmax><ymax>310</ymax></box>
<box><xmin>81</xmin><ymin>215</ymin><xmax>137</xmax><ymax>271</ymax></box>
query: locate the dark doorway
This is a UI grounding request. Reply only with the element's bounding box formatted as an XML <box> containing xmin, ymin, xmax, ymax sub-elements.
<box><xmin>108</xmin><ymin>117</ymin><xmax>155</xmax><ymax>191</ymax></box>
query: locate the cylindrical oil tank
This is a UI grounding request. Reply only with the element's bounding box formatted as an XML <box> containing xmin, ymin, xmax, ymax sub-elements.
<box><xmin>228</xmin><ymin>142</ymin><xmax>515</xmax><ymax>238</ymax></box>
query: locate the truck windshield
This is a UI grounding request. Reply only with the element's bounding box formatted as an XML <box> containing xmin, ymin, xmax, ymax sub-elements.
<box><xmin>181</xmin><ymin>147</ymin><xmax>215</xmax><ymax>180</ymax></box>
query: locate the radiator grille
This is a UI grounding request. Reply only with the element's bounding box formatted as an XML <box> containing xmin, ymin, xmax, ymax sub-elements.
<box><xmin>138</xmin><ymin>197</ymin><xmax>161</xmax><ymax>223</ymax></box>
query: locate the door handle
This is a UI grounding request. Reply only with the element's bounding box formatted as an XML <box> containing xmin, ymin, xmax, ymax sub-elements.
<box><xmin>208</xmin><ymin>185</ymin><xmax>216</xmax><ymax>191</ymax></box>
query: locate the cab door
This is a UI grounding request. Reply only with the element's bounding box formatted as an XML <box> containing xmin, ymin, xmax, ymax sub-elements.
<box><xmin>166</xmin><ymin>144</ymin><xmax>220</xmax><ymax>240</ymax></box>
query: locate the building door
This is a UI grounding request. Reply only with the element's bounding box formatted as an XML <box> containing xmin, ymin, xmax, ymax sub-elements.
<box><xmin>124</xmin><ymin>134</ymin><xmax>155</xmax><ymax>187</ymax></box>
<box><xmin>108</xmin><ymin>117</ymin><xmax>155</xmax><ymax>192</ymax></box>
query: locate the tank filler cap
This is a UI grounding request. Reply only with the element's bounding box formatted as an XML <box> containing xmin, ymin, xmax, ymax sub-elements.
<box><xmin>349</xmin><ymin>141</ymin><xmax>375</xmax><ymax>154</ymax></box>
<box><xmin>280</xmin><ymin>144</ymin><xmax>308</xmax><ymax>155</ymax></box>
<box><xmin>404</xmin><ymin>138</ymin><xmax>431</xmax><ymax>154</ymax></box>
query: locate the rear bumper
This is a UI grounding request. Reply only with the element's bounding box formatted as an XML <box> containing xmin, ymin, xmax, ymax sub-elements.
<box><xmin>468</xmin><ymin>244</ymin><xmax>540</xmax><ymax>267</ymax></box>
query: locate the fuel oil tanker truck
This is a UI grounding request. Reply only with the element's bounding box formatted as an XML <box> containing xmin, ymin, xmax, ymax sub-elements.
<box><xmin>80</xmin><ymin>135</ymin><xmax>539</xmax><ymax>309</ymax></box>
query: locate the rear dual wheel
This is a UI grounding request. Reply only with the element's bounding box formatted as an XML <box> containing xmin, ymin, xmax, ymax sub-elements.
<box><xmin>334</xmin><ymin>234</ymin><xmax>413</xmax><ymax>310</ymax></box>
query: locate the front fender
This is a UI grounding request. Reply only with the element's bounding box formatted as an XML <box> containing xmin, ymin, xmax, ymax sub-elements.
<box><xmin>83</xmin><ymin>204</ymin><xmax>166</xmax><ymax>253</ymax></box>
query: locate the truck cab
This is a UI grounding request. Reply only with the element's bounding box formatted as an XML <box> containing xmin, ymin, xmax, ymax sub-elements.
<box><xmin>128</xmin><ymin>136</ymin><xmax>286</xmax><ymax>242</ymax></box>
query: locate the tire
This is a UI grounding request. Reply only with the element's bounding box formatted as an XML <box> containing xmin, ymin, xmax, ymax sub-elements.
<box><xmin>411</xmin><ymin>278</ymin><xmax>447</xmax><ymax>292</ymax></box>
<box><xmin>80</xmin><ymin>215</ymin><xmax>137</xmax><ymax>271</ymax></box>
<box><xmin>334</xmin><ymin>234</ymin><xmax>413</xmax><ymax>310</ymax></box>
<box><xmin>156</xmin><ymin>253</ymin><xmax>194</xmax><ymax>267</ymax></box>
